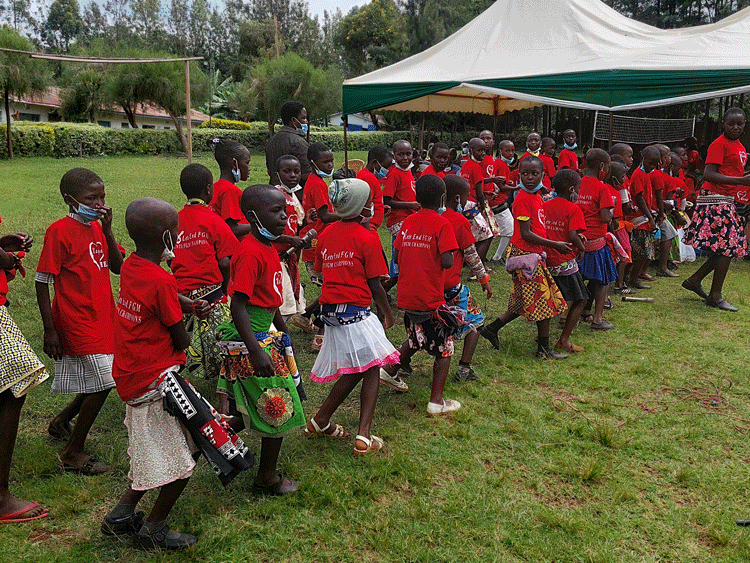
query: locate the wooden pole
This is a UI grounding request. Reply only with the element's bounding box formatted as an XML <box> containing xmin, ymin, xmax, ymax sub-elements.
<box><xmin>185</xmin><ymin>60</ymin><xmax>193</xmax><ymax>163</ymax></box>
<box><xmin>343</xmin><ymin>115</ymin><xmax>349</xmax><ymax>173</ymax></box>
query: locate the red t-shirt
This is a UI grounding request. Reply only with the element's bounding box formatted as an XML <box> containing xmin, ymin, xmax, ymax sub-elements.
<box><xmin>383</xmin><ymin>167</ymin><xmax>417</xmax><ymax>228</ymax></box>
<box><xmin>577</xmin><ymin>176</ymin><xmax>614</xmax><ymax>240</ymax></box>
<box><xmin>37</xmin><ymin>216</ymin><xmax>116</xmax><ymax>355</ymax></box>
<box><xmin>511</xmin><ymin>189</ymin><xmax>547</xmax><ymax>254</ymax></box>
<box><xmin>394</xmin><ymin>209</ymin><xmax>458</xmax><ymax>311</ymax></box>
<box><xmin>113</xmin><ymin>254</ymin><xmax>185</xmax><ymax>401</ymax></box>
<box><xmin>488</xmin><ymin>159</ymin><xmax>511</xmax><ymax>206</ymax></box>
<box><xmin>356</xmin><ymin>168</ymin><xmax>385</xmax><ymax>229</ymax></box>
<box><xmin>171</xmin><ymin>203</ymin><xmax>238</xmax><ymax>293</ymax></box>
<box><xmin>229</xmin><ymin>234</ymin><xmax>283</xmax><ymax>310</ymax></box>
<box><xmin>558</xmin><ymin>148</ymin><xmax>579</xmax><ymax>171</ymax></box>
<box><xmin>315</xmin><ymin>221</ymin><xmax>387</xmax><ymax>307</ymax></box>
<box><xmin>420</xmin><ymin>164</ymin><xmax>446</xmax><ymax>178</ymax></box>
<box><xmin>540</xmin><ymin>154</ymin><xmax>556</xmax><ymax>188</ymax></box>
<box><xmin>650</xmin><ymin>169</ymin><xmax>667</xmax><ymax>207</ymax></box>
<box><xmin>460</xmin><ymin>158</ymin><xmax>485</xmax><ymax>203</ymax></box>
<box><xmin>272</xmin><ymin>188</ymin><xmax>303</xmax><ymax>255</ymax></box>
<box><xmin>441</xmin><ymin>208</ymin><xmax>476</xmax><ymax>288</ymax></box>
<box><xmin>543</xmin><ymin>197</ymin><xmax>586</xmax><ymax>267</ymax></box>
<box><xmin>209</xmin><ymin>179</ymin><xmax>246</xmax><ymax>225</ymax></box>
<box><xmin>702</xmin><ymin>135</ymin><xmax>748</xmax><ymax>198</ymax></box>
<box><xmin>608</xmin><ymin>185</ymin><xmax>623</xmax><ymax>220</ymax></box>
<box><xmin>301</xmin><ymin>173</ymin><xmax>333</xmax><ymax>261</ymax></box>
<box><xmin>628</xmin><ymin>167</ymin><xmax>653</xmax><ymax>219</ymax></box>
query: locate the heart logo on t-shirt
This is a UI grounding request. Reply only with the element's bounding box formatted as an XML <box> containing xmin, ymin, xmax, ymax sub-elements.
<box><xmin>89</xmin><ymin>241</ymin><xmax>108</xmax><ymax>270</ymax></box>
<box><xmin>538</xmin><ymin>209</ymin><xmax>545</xmax><ymax>225</ymax></box>
<box><xmin>273</xmin><ymin>271</ymin><xmax>283</xmax><ymax>300</ymax></box>
<box><xmin>741</xmin><ymin>150</ymin><xmax>748</xmax><ymax>167</ymax></box>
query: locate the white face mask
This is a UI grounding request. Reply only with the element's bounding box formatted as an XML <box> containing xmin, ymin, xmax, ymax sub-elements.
<box><xmin>360</xmin><ymin>204</ymin><xmax>374</xmax><ymax>219</ymax></box>
<box><xmin>161</xmin><ymin>230</ymin><xmax>175</xmax><ymax>262</ymax></box>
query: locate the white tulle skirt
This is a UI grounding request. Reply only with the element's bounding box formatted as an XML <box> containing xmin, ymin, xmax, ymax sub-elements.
<box><xmin>310</xmin><ymin>313</ymin><xmax>400</xmax><ymax>383</ymax></box>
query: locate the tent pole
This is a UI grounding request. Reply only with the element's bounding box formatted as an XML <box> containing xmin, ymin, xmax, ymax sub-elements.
<box><xmin>492</xmin><ymin>98</ymin><xmax>498</xmax><ymax>143</ymax></box>
<box><xmin>608</xmin><ymin>111</ymin><xmax>613</xmax><ymax>151</ymax></box>
<box><xmin>185</xmin><ymin>60</ymin><xmax>192</xmax><ymax>164</ymax></box>
<box><xmin>343</xmin><ymin>115</ymin><xmax>349</xmax><ymax>173</ymax></box>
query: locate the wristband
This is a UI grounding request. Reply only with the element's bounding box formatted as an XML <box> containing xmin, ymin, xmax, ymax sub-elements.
<box><xmin>478</xmin><ymin>275</ymin><xmax>490</xmax><ymax>285</ymax></box>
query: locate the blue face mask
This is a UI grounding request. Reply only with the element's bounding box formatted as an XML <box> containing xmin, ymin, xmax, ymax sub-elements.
<box><xmin>519</xmin><ymin>181</ymin><xmax>544</xmax><ymax>194</ymax></box>
<box><xmin>66</xmin><ymin>194</ymin><xmax>103</xmax><ymax>222</ymax></box>
<box><xmin>374</xmin><ymin>162</ymin><xmax>389</xmax><ymax>179</ymax></box>
<box><xmin>251</xmin><ymin>211</ymin><xmax>280</xmax><ymax>241</ymax></box>
<box><xmin>500</xmin><ymin>155</ymin><xmax>514</xmax><ymax>164</ymax></box>
<box><xmin>438</xmin><ymin>206</ymin><xmax>446</xmax><ymax>214</ymax></box>
<box><xmin>232</xmin><ymin>158</ymin><xmax>241</xmax><ymax>183</ymax></box>
<box><xmin>314</xmin><ymin>164</ymin><xmax>333</xmax><ymax>178</ymax></box>
<box><xmin>564</xmin><ymin>143</ymin><xmax>578</xmax><ymax>150</ymax></box>
<box><xmin>456</xmin><ymin>203</ymin><xmax>463</xmax><ymax>214</ymax></box>
<box><xmin>570</xmin><ymin>191</ymin><xmax>579</xmax><ymax>203</ymax></box>
<box><xmin>293</xmin><ymin>118</ymin><xmax>308</xmax><ymax>136</ymax></box>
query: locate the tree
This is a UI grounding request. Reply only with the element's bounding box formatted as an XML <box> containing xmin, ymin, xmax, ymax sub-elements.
<box><xmin>335</xmin><ymin>0</ymin><xmax>409</xmax><ymax>77</ymax></box>
<box><xmin>0</xmin><ymin>25</ymin><xmax>48</xmax><ymax>158</ymax></box>
<box><xmin>0</xmin><ymin>0</ymin><xmax>34</xmax><ymax>35</ymax></box>
<box><xmin>42</xmin><ymin>0</ymin><xmax>83</xmax><ymax>51</ymax></box>
<box><xmin>130</xmin><ymin>0</ymin><xmax>164</xmax><ymax>50</ymax></box>
<box><xmin>251</xmin><ymin>52</ymin><xmax>341</xmax><ymax>136</ymax></box>
<box><xmin>106</xmin><ymin>53</ymin><xmax>206</xmax><ymax>153</ymax></box>
<box><xmin>60</xmin><ymin>66</ymin><xmax>106</xmax><ymax>122</ymax></box>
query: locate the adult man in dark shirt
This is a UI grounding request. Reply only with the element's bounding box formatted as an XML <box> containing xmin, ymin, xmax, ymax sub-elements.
<box><xmin>265</xmin><ymin>101</ymin><xmax>312</xmax><ymax>190</ymax></box>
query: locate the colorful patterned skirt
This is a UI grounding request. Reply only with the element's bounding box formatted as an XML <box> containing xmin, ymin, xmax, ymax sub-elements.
<box><xmin>506</xmin><ymin>244</ymin><xmax>567</xmax><ymax>321</ymax></box>
<box><xmin>185</xmin><ymin>285</ymin><xmax>231</xmax><ymax>380</ymax></box>
<box><xmin>217</xmin><ymin>328</ymin><xmax>305</xmax><ymax>437</ymax></box>
<box><xmin>0</xmin><ymin>305</ymin><xmax>48</xmax><ymax>398</ymax></box>
<box><xmin>683</xmin><ymin>195</ymin><xmax>747</xmax><ymax>258</ymax></box>
<box><xmin>445</xmin><ymin>283</ymin><xmax>485</xmax><ymax>338</ymax></box>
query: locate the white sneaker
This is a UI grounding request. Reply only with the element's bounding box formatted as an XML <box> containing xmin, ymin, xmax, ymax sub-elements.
<box><xmin>379</xmin><ymin>368</ymin><xmax>408</xmax><ymax>392</ymax></box>
<box><xmin>426</xmin><ymin>399</ymin><xmax>461</xmax><ymax>417</ymax></box>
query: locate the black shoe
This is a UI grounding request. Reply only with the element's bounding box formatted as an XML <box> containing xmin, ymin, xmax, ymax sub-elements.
<box><xmin>133</xmin><ymin>522</ymin><xmax>197</xmax><ymax>551</ymax></box>
<box><xmin>536</xmin><ymin>347</ymin><xmax>569</xmax><ymax>360</ymax></box>
<box><xmin>479</xmin><ymin>326</ymin><xmax>500</xmax><ymax>350</ymax></box>
<box><xmin>706</xmin><ymin>298</ymin><xmax>738</xmax><ymax>312</ymax></box>
<box><xmin>251</xmin><ymin>473</ymin><xmax>299</xmax><ymax>496</ymax></box>
<box><xmin>101</xmin><ymin>511</ymin><xmax>145</xmax><ymax>537</ymax></box>
<box><xmin>682</xmin><ymin>279</ymin><xmax>708</xmax><ymax>300</ymax></box>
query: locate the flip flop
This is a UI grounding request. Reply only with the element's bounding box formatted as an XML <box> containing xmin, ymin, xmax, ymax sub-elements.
<box><xmin>58</xmin><ymin>454</ymin><xmax>108</xmax><ymax>475</ymax></box>
<box><xmin>0</xmin><ymin>501</ymin><xmax>49</xmax><ymax>524</ymax></box>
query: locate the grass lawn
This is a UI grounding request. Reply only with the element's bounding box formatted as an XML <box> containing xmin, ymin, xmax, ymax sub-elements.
<box><xmin>2</xmin><ymin>152</ymin><xmax>750</xmax><ymax>562</ymax></box>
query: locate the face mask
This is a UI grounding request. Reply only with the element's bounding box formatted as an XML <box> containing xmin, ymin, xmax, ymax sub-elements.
<box><xmin>549</xmin><ymin>190</ymin><xmax>557</xmax><ymax>199</ymax></box>
<box><xmin>374</xmin><ymin>162</ymin><xmax>389</xmax><ymax>179</ymax></box>
<box><xmin>161</xmin><ymin>230</ymin><xmax>175</xmax><ymax>262</ymax></box>
<box><xmin>394</xmin><ymin>162</ymin><xmax>414</xmax><ymax>172</ymax></box>
<box><xmin>519</xmin><ymin>181</ymin><xmax>544</xmax><ymax>193</ymax></box>
<box><xmin>569</xmin><ymin>191</ymin><xmax>579</xmax><ymax>203</ymax></box>
<box><xmin>232</xmin><ymin>158</ymin><xmax>241</xmax><ymax>183</ymax></box>
<box><xmin>438</xmin><ymin>206</ymin><xmax>446</xmax><ymax>214</ymax></box>
<box><xmin>293</xmin><ymin>118</ymin><xmax>308</xmax><ymax>136</ymax></box>
<box><xmin>360</xmin><ymin>204</ymin><xmax>374</xmax><ymax>219</ymax></box>
<box><xmin>456</xmin><ymin>203</ymin><xmax>463</xmax><ymax>214</ymax></box>
<box><xmin>527</xmin><ymin>148</ymin><xmax>540</xmax><ymax>157</ymax></box>
<box><xmin>500</xmin><ymin>155</ymin><xmax>514</xmax><ymax>164</ymax></box>
<box><xmin>66</xmin><ymin>194</ymin><xmax>103</xmax><ymax>222</ymax></box>
<box><xmin>251</xmin><ymin>211</ymin><xmax>280</xmax><ymax>241</ymax></box>
<box><xmin>564</xmin><ymin>143</ymin><xmax>578</xmax><ymax>150</ymax></box>
<box><xmin>314</xmin><ymin>164</ymin><xmax>333</xmax><ymax>178</ymax></box>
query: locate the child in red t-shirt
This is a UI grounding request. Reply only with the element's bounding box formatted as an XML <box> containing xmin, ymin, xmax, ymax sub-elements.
<box><xmin>576</xmin><ymin>149</ymin><xmax>617</xmax><ymax>330</ymax></box>
<box><xmin>540</xmin><ymin>137</ymin><xmax>557</xmax><ymax>189</ymax></box>
<box><xmin>36</xmin><ymin>168</ymin><xmax>123</xmax><ymax>475</ymax></box>
<box><xmin>652</xmin><ymin>144</ymin><xmax>680</xmax><ymax>278</ymax></box>
<box><xmin>383</xmin><ymin>140</ymin><xmax>419</xmax><ymax>290</ymax></box>
<box><xmin>558</xmin><ymin>129</ymin><xmax>579</xmax><ymax>171</ymax></box>
<box><xmin>171</xmin><ymin>164</ymin><xmax>238</xmax><ymax>382</ymax></box>
<box><xmin>606</xmin><ymin>162</ymin><xmax>634</xmax><ymax>294</ymax></box>
<box><xmin>490</xmin><ymin>140</ymin><xmax>518</xmax><ymax>262</ymax></box>
<box><xmin>207</xmin><ymin>138</ymin><xmax>251</xmax><ymax>240</ymax></box>
<box><xmin>272</xmin><ymin>155</ymin><xmax>312</xmax><ymax>328</ymax></box>
<box><xmin>480</xmin><ymin>157</ymin><xmax>570</xmax><ymax>360</ymax></box>
<box><xmin>379</xmin><ymin>175</ymin><xmax>462</xmax><ymax>416</ymax></box>
<box><xmin>306</xmin><ymin>178</ymin><xmax>398</xmax><ymax>457</ymax></box>
<box><xmin>460</xmin><ymin>137</ymin><xmax>503</xmax><ymax>266</ymax></box>
<box><xmin>442</xmin><ymin>175</ymin><xmax>492</xmax><ymax>381</ymax></box>
<box><xmin>0</xmin><ymin>224</ymin><xmax>49</xmax><ymax>524</ymax></box>
<box><xmin>544</xmin><ymin>170</ymin><xmax>588</xmax><ymax>353</ymax></box>
<box><xmin>520</xmin><ymin>132</ymin><xmax>542</xmax><ymax>161</ymax></box>
<box><xmin>356</xmin><ymin>145</ymin><xmax>391</xmax><ymax>230</ymax></box>
<box><xmin>682</xmin><ymin>108</ymin><xmax>750</xmax><ymax>311</ymax></box>
<box><xmin>216</xmin><ymin>185</ymin><xmax>306</xmax><ymax>495</ymax></box>
<box><xmin>421</xmin><ymin>142</ymin><xmax>453</xmax><ymax>179</ymax></box>
<box><xmin>105</xmin><ymin>197</ymin><xmax>249</xmax><ymax>550</ymax></box>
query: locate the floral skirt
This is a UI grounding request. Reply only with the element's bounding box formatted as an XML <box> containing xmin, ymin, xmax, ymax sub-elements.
<box><xmin>217</xmin><ymin>331</ymin><xmax>305</xmax><ymax>437</ymax></box>
<box><xmin>506</xmin><ymin>245</ymin><xmax>566</xmax><ymax>321</ymax></box>
<box><xmin>683</xmin><ymin>200</ymin><xmax>747</xmax><ymax>258</ymax></box>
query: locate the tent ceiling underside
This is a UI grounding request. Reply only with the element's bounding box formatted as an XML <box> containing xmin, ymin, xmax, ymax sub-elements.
<box><xmin>342</xmin><ymin>70</ymin><xmax>750</xmax><ymax>116</ymax></box>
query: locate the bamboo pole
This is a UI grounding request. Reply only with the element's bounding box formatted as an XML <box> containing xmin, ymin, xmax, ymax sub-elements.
<box><xmin>185</xmin><ymin>60</ymin><xmax>193</xmax><ymax>164</ymax></box>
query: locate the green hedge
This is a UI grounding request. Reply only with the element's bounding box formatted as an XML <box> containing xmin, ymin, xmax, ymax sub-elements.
<box><xmin>197</xmin><ymin>118</ymin><xmax>264</xmax><ymax>131</ymax></box>
<box><xmin>0</xmin><ymin>122</ymin><xmax>413</xmax><ymax>158</ymax></box>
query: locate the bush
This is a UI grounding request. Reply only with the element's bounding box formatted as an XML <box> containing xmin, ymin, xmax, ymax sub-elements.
<box><xmin>0</xmin><ymin>121</ymin><xmax>414</xmax><ymax>158</ymax></box>
<box><xmin>197</xmin><ymin>118</ymin><xmax>265</xmax><ymax>131</ymax></box>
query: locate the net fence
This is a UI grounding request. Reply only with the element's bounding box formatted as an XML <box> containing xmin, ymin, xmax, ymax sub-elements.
<box><xmin>593</xmin><ymin>112</ymin><xmax>695</xmax><ymax>144</ymax></box>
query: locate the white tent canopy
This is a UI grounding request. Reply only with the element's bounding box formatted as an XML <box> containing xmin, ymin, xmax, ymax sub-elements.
<box><xmin>342</xmin><ymin>0</ymin><xmax>750</xmax><ymax>115</ymax></box>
